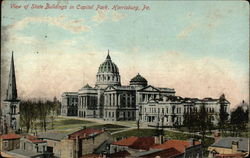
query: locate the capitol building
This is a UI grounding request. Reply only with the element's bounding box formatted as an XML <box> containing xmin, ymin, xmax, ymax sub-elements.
<box><xmin>61</xmin><ymin>51</ymin><xmax>230</xmax><ymax>126</ymax></box>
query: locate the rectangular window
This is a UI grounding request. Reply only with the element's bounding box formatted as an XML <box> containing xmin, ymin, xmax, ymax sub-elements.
<box><xmin>4</xmin><ymin>141</ymin><xmax>8</xmax><ymax>148</ymax></box>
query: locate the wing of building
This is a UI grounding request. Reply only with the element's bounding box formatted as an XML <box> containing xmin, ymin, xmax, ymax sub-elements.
<box><xmin>60</xmin><ymin>50</ymin><xmax>230</xmax><ymax>126</ymax></box>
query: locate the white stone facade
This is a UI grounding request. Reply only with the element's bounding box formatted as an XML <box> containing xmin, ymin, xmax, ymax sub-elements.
<box><xmin>61</xmin><ymin>52</ymin><xmax>230</xmax><ymax>125</ymax></box>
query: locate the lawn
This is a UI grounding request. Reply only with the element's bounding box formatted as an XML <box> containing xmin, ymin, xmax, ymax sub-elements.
<box><xmin>54</xmin><ymin>119</ymin><xmax>93</xmax><ymax>126</ymax></box>
<box><xmin>112</xmin><ymin>128</ymin><xmax>158</xmax><ymax>138</ymax></box>
<box><xmin>26</xmin><ymin>117</ymin><xmax>131</xmax><ymax>133</ymax></box>
<box><xmin>24</xmin><ymin>117</ymin><xmax>100</xmax><ymax>133</ymax></box>
<box><xmin>89</xmin><ymin>124</ymin><xmax>128</xmax><ymax>129</ymax></box>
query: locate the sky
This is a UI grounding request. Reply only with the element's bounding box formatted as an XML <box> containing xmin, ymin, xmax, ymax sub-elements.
<box><xmin>1</xmin><ymin>0</ymin><xmax>249</xmax><ymax>109</ymax></box>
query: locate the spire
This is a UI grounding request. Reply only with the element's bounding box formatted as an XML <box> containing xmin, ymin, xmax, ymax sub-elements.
<box><xmin>106</xmin><ymin>49</ymin><xmax>111</xmax><ymax>60</ymax></box>
<box><xmin>5</xmin><ymin>51</ymin><xmax>18</xmax><ymax>101</ymax></box>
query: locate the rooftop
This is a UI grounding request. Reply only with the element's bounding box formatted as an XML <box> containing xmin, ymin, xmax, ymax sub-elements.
<box><xmin>152</xmin><ymin>139</ymin><xmax>201</xmax><ymax>153</ymax></box>
<box><xmin>132</xmin><ymin>148</ymin><xmax>182</xmax><ymax>158</ymax></box>
<box><xmin>6</xmin><ymin>149</ymin><xmax>44</xmax><ymax>157</ymax></box>
<box><xmin>0</xmin><ymin>133</ymin><xmax>21</xmax><ymax>140</ymax></box>
<box><xmin>62</xmin><ymin>92</ymin><xmax>78</xmax><ymax>96</ymax></box>
<box><xmin>68</xmin><ymin>128</ymin><xmax>104</xmax><ymax>140</ymax></box>
<box><xmin>106</xmin><ymin>150</ymin><xmax>131</xmax><ymax>158</ymax></box>
<box><xmin>25</xmin><ymin>135</ymin><xmax>46</xmax><ymax>143</ymax></box>
<box><xmin>112</xmin><ymin>136</ymin><xmax>155</xmax><ymax>150</ymax></box>
<box><xmin>38</xmin><ymin>132</ymin><xmax>68</xmax><ymax>141</ymax></box>
<box><xmin>211</xmin><ymin>137</ymin><xmax>249</xmax><ymax>152</ymax></box>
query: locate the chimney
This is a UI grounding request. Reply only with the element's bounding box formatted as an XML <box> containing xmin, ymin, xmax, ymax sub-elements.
<box><xmin>75</xmin><ymin>135</ymin><xmax>80</xmax><ymax>158</ymax></box>
<box><xmin>232</xmin><ymin>141</ymin><xmax>239</xmax><ymax>152</ymax></box>
<box><xmin>189</xmin><ymin>138</ymin><xmax>195</xmax><ymax>146</ymax></box>
<box><xmin>154</xmin><ymin>135</ymin><xmax>164</xmax><ymax>144</ymax></box>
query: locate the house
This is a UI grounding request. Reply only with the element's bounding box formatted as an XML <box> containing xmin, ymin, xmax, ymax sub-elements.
<box><xmin>0</xmin><ymin>133</ymin><xmax>21</xmax><ymax>151</ymax></box>
<box><xmin>66</xmin><ymin>128</ymin><xmax>113</xmax><ymax>157</ymax></box>
<box><xmin>109</xmin><ymin>136</ymin><xmax>202</xmax><ymax>158</ymax></box>
<box><xmin>36</xmin><ymin>128</ymin><xmax>112</xmax><ymax>158</ymax></box>
<box><xmin>129</xmin><ymin>148</ymin><xmax>182</xmax><ymax>158</ymax></box>
<box><xmin>110</xmin><ymin>136</ymin><xmax>156</xmax><ymax>155</ymax></box>
<box><xmin>37</xmin><ymin>132</ymin><xmax>68</xmax><ymax>158</ymax></box>
<box><xmin>151</xmin><ymin>139</ymin><xmax>202</xmax><ymax>158</ymax></box>
<box><xmin>208</xmin><ymin>137</ymin><xmax>249</xmax><ymax>158</ymax></box>
<box><xmin>2</xmin><ymin>134</ymin><xmax>52</xmax><ymax>158</ymax></box>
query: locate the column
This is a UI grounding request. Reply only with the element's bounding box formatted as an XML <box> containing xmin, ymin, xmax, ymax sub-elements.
<box><xmin>125</xmin><ymin>94</ymin><xmax>127</xmax><ymax>106</ymax></box>
<box><xmin>115</xmin><ymin>93</ymin><xmax>117</xmax><ymax>106</ymax></box>
<box><xmin>130</xmin><ymin>94</ymin><xmax>132</xmax><ymax>106</ymax></box>
<box><xmin>112</xmin><ymin>94</ymin><xmax>114</xmax><ymax>106</ymax></box>
<box><xmin>118</xmin><ymin>94</ymin><xmax>121</xmax><ymax>106</ymax></box>
<box><xmin>104</xmin><ymin>94</ymin><xmax>107</xmax><ymax>106</ymax></box>
<box><xmin>108</xmin><ymin>94</ymin><xmax>110</xmax><ymax>106</ymax></box>
<box><xmin>85</xmin><ymin>96</ymin><xmax>87</xmax><ymax>107</ymax></box>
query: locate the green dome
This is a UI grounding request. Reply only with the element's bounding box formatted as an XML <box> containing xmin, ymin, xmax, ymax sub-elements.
<box><xmin>98</xmin><ymin>53</ymin><xmax>119</xmax><ymax>74</ymax></box>
<box><xmin>130</xmin><ymin>73</ymin><xmax>147</xmax><ymax>86</ymax></box>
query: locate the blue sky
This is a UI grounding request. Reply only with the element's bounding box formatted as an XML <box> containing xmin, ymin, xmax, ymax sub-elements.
<box><xmin>1</xmin><ymin>0</ymin><xmax>249</xmax><ymax>108</ymax></box>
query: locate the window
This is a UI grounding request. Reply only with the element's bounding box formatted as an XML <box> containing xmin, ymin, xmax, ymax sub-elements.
<box><xmin>4</xmin><ymin>141</ymin><xmax>8</xmax><ymax>148</ymax></box>
<box><xmin>211</xmin><ymin>116</ymin><xmax>215</xmax><ymax>121</ymax></box>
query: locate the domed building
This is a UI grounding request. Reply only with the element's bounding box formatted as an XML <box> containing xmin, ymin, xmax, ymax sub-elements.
<box><xmin>61</xmin><ymin>51</ymin><xmax>176</xmax><ymax>121</ymax></box>
<box><xmin>61</xmin><ymin>50</ymin><xmax>229</xmax><ymax>125</ymax></box>
<box><xmin>96</xmin><ymin>51</ymin><xmax>121</xmax><ymax>88</ymax></box>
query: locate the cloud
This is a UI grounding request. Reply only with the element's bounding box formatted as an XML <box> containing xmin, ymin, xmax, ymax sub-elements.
<box><xmin>111</xmin><ymin>12</ymin><xmax>125</xmax><ymax>21</ymax></box>
<box><xmin>92</xmin><ymin>11</ymin><xmax>107</xmax><ymax>23</ymax></box>
<box><xmin>92</xmin><ymin>11</ymin><xmax>125</xmax><ymax>24</ymax></box>
<box><xmin>177</xmin><ymin>23</ymin><xmax>198</xmax><ymax>38</ymax></box>
<box><xmin>12</xmin><ymin>15</ymin><xmax>89</xmax><ymax>33</ymax></box>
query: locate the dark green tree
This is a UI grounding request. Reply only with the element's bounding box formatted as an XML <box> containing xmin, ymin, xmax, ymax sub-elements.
<box><xmin>230</xmin><ymin>102</ymin><xmax>249</xmax><ymax>136</ymax></box>
<box><xmin>196</xmin><ymin>103</ymin><xmax>213</xmax><ymax>149</ymax></box>
<box><xmin>183</xmin><ymin>105</ymin><xmax>197</xmax><ymax>132</ymax></box>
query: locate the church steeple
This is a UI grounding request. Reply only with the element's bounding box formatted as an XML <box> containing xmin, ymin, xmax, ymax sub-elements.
<box><xmin>5</xmin><ymin>51</ymin><xmax>18</xmax><ymax>101</ymax></box>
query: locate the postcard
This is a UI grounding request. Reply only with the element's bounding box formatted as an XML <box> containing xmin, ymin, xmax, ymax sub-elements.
<box><xmin>1</xmin><ymin>1</ymin><xmax>249</xmax><ymax>158</ymax></box>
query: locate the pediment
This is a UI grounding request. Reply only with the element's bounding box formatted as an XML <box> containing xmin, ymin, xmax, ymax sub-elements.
<box><xmin>104</xmin><ymin>85</ymin><xmax>116</xmax><ymax>92</ymax></box>
<box><xmin>139</xmin><ymin>85</ymin><xmax>160</xmax><ymax>92</ymax></box>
